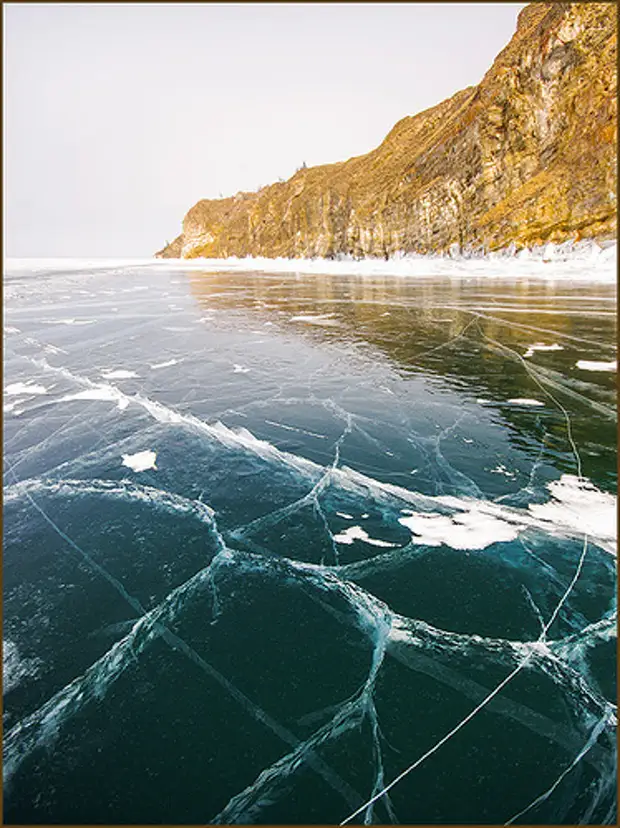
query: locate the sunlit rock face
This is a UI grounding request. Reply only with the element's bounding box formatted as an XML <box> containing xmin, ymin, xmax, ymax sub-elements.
<box><xmin>157</xmin><ymin>2</ymin><xmax>616</xmax><ymax>259</ymax></box>
<box><xmin>155</xmin><ymin>234</ymin><xmax>183</xmax><ymax>258</ymax></box>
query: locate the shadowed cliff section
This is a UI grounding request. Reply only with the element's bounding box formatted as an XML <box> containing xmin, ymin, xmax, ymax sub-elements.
<box><xmin>156</xmin><ymin>2</ymin><xmax>617</xmax><ymax>260</ymax></box>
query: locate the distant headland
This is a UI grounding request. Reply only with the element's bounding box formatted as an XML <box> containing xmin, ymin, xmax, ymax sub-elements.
<box><xmin>157</xmin><ymin>2</ymin><xmax>617</xmax><ymax>260</ymax></box>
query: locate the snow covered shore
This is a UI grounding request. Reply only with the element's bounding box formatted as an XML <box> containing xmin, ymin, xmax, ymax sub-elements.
<box><xmin>5</xmin><ymin>239</ymin><xmax>617</xmax><ymax>282</ymax></box>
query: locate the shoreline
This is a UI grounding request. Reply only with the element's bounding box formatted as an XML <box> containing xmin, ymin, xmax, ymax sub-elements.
<box><xmin>5</xmin><ymin>239</ymin><xmax>617</xmax><ymax>283</ymax></box>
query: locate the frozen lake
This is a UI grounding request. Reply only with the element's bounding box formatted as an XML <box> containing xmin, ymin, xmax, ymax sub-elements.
<box><xmin>3</xmin><ymin>259</ymin><xmax>617</xmax><ymax>824</ymax></box>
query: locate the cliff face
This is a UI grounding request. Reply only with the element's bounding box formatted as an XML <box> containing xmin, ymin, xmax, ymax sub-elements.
<box><xmin>158</xmin><ymin>2</ymin><xmax>617</xmax><ymax>259</ymax></box>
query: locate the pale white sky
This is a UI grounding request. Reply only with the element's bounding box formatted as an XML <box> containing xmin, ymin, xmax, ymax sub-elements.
<box><xmin>4</xmin><ymin>2</ymin><xmax>525</xmax><ymax>257</ymax></box>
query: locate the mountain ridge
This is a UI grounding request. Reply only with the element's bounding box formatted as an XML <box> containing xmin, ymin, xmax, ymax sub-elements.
<box><xmin>157</xmin><ymin>2</ymin><xmax>616</xmax><ymax>260</ymax></box>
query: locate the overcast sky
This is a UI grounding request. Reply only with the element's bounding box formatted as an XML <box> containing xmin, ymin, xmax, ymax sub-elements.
<box><xmin>4</xmin><ymin>2</ymin><xmax>525</xmax><ymax>258</ymax></box>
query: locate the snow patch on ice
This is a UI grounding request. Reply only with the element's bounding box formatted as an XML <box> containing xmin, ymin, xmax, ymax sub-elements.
<box><xmin>101</xmin><ymin>369</ymin><xmax>138</xmax><ymax>380</ymax></box>
<box><xmin>333</xmin><ymin>525</ymin><xmax>398</xmax><ymax>548</ymax></box>
<box><xmin>506</xmin><ymin>398</ymin><xmax>545</xmax><ymax>407</ymax></box>
<box><xmin>43</xmin><ymin>344</ymin><xmax>67</xmax><ymax>355</ymax></box>
<box><xmin>5</xmin><ymin>382</ymin><xmax>48</xmax><ymax>396</ymax></box>
<box><xmin>60</xmin><ymin>386</ymin><xmax>129</xmax><ymax>411</ymax></box>
<box><xmin>490</xmin><ymin>465</ymin><xmax>517</xmax><ymax>478</ymax></box>
<box><xmin>3</xmin><ymin>640</ymin><xmax>40</xmax><ymax>693</ymax></box>
<box><xmin>398</xmin><ymin>507</ymin><xmax>520</xmax><ymax>550</ymax></box>
<box><xmin>42</xmin><ymin>318</ymin><xmax>95</xmax><ymax>326</ymax></box>
<box><xmin>477</xmin><ymin>397</ymin><xmax>543</xmax><ymax>407</ymax></box>
<box><xmin>576</xmin><ymin>360</ymin><xmax>617</xmax><ymax>372</ymax></box>
<box><xmin>290</xmin><ymin>313</ymin><xmax>339</xmax><ymax>326</ymax></box>
<box><xmin>528</xmin><ymin>475</ymin><xmax>616</xmax><ymax>552</ymax></box>
<box><xmin>524</xmin><ymin>343</ymin><xmax>564</xmax><ymax>358</ymax></box>
<box><xmin>121</xmin><ymin>450</ymin><xmax>157</xmax><ymax>472</ymax></box>
<box><xmin>150</xmin><ymin>359</ymin><xmax>179</xmax><ymax>370</ymax></box>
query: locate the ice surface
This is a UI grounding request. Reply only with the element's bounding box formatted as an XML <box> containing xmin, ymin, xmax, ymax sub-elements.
<box><xmin>505</xmin><ymin>713</ymin><xmax>613</xmax><ymax>824</ymax></box>
<box><xmin>3</xmin><ymin>261</ymin><xmax>616</xmax><ymax>825</ymax></box>
<box><xmin>19</xmin><ymin>358</ymin><xmax>620</xmax><ymax>559</ymax></box>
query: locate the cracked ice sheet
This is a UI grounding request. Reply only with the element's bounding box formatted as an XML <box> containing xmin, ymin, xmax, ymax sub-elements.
<box><xmin>2</xmin><ymin>551</ymin><xmax>383</xmax><ymax>823</ymax></box>
<box><xmin>5</xmin><ymin>353</ymin><xmax>618</xmax><ymax>561</ymax></box>
<box><xmin>0</xmin><ymin>300</ymin><xmax>596</xmax><ymax>504</ymax></box>
<box><xmin>21</xmin><ymin>358</ymin><xmax>617</xmax><ymax>558</ymax></box>
<box><xmin>4</xmin><ymin>262</ymin><xmax>617</xmax><ymax>824</ymax></box>
<box><xmin>5</xmin><ymin>546</ymin><xmax>613</xmax><ymax>825</ymax></box>
<box><xmin>2</xmin><ymin>477</ymin><xmax>225</xmax><ymax>727</ymax></box>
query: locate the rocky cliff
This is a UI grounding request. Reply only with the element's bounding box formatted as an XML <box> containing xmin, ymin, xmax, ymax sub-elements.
<box><xmin>157</xmin><ymin>2</ymin><xmax>617</xmax><ymax>259</ymax></box>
